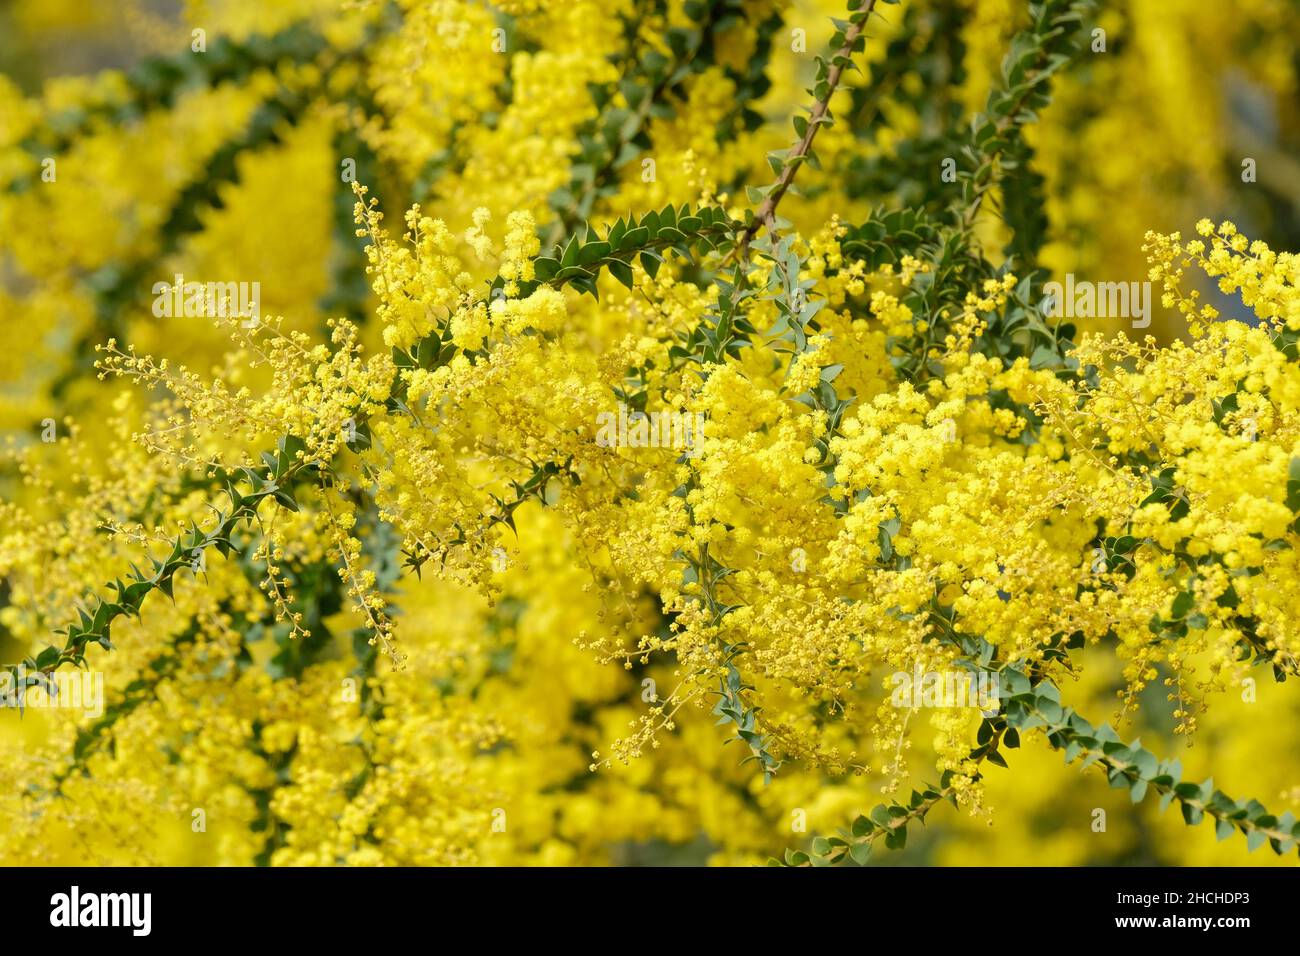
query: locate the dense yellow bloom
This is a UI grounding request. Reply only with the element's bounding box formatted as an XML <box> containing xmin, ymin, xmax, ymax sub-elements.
<box><xmin>2</xmin><ymin>0</ymin><xmax>1298</xmax><ymax>869</ymax></box>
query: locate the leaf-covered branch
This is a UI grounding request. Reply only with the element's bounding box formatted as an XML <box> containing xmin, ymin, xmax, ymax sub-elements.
<box><xmin>5</xmin><ymin>437</ymin><xmax>310</xmax><ymax>688</ymax></box>
<box><xmin>783</xmin><ymin>666</ymin><xmax>1300</xmax><ymax>865</ymax></box>
<box><xmin>736</xmin><ymin>0</ymin><xmax>887</xmax><ymax>255</ymax></box>
<box><xmin>523</xmin><ymin>203</ymin><xmax>738</xmax><ymax>298</ymax></box>
<box><xmin>956</xmin><ymin>0</ymin><xmax>1097</xmax><ymax>234</ymax></box>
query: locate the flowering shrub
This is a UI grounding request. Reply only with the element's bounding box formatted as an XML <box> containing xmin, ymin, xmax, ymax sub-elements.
<box><xmin>1</xmin><ymin>0</ymin><xmax>1299</xmax><ymax>866</ymax></box>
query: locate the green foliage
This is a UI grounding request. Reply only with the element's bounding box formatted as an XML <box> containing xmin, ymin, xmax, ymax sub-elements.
<box><xmin>546</xmin><ymin>0</ymin><xmax>757</xmax><ymax>244</ymax></box>
<box><xmin>4</xmin><ymin>435</ymin><xmax>312</xmax><ymax>692</ymax></box>
<box><xmin>680</xmin><ymin>544</ymin><xmax>782</xmax><ymax>783</ymax></box>
<box><xmin>526</xmin><ymin>203</ymin><xmax>738</xmax><ymax>298</ymax></box>
<box><xmin>784</xmin><ymin>666</ymin><xmax>1300</xmax><ymax>866</ymax></box>
<box><xmin>956</xmin><ymin>0</ymin><xmax>1098</xmax><ymax>237</ymax></box>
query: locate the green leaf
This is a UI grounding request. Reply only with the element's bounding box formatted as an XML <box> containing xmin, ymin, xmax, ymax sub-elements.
<box><xmin>576</xmin><ymin>240</ymin><xmax>611</xmax><ymax>265</ymax></box>
<box><xmin>607</xmin><ymin>259</ymin><xmax>634</xmax><ymax>290</ymax></box>
<box><xmin>619</xmin><ymin>226</ymin><xmax>650</xmax><ymax>250</ymax></box>
<box><xmin>533</xmin><ymin>257</ymin><xmax>559</xmax><ymax>281</ymax></box>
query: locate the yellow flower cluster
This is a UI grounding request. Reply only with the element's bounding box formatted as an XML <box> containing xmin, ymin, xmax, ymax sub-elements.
<box><xmin>2</xmin><ymin>0</ymin><xmax>1298</xmax><ymax>869</ymax></box>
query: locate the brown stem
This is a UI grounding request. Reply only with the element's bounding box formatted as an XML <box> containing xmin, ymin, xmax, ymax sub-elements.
<box><xmin>734</xmin><ymin>1</ymin><xmax>878</xmax><ymax>260</ymax></box>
